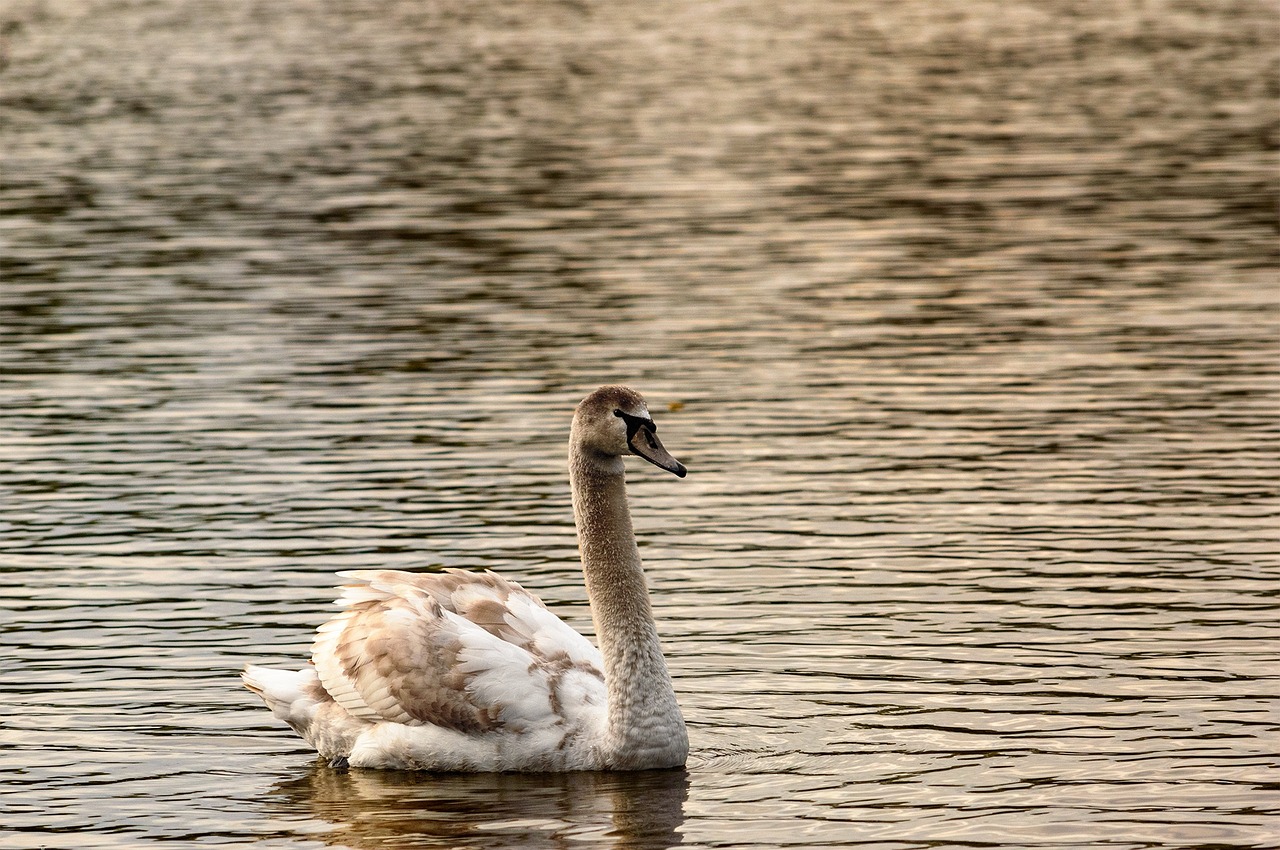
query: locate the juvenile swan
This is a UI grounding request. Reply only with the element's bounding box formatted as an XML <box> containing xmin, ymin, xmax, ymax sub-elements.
<box><xmin>242</xmin><ymin>386</ymin><xmax>689</xmax><ymax>771</ymax></box>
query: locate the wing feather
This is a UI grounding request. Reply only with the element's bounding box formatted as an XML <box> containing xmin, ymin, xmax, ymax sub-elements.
<box><xmin>312</xmin><ymin>569</ymin><xmax>601</xmax><ymax>734</ymax></box>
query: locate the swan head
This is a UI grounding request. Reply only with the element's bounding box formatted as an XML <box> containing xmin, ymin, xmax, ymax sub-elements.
<box><xmin>573</xmin><ymin>386</ymin><xmax>686</xmax><ymax>478</ymax></box>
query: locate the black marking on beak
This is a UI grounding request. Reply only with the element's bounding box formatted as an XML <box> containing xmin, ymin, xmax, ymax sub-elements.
<box><xmin>614</xmin><ymin>409</ymin><xmax>655</xmax><ymax>440</ymax></box>
<box><xmin>615</xmin><ymin>409</ymin><xmax>685</xmax><ymax>477</ymax></box>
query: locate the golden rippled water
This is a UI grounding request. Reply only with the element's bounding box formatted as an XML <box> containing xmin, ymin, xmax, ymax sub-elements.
<box><xmin>1</xmin><ymin>0</ymin><xmax>1277</xmax><ymax>847</ymax></box>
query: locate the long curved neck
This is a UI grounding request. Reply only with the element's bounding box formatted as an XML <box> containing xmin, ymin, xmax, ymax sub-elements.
<box><xmin>569</xmin><ymin>445</ymin><xmax>686</xmax><ymax>767</ymax></box>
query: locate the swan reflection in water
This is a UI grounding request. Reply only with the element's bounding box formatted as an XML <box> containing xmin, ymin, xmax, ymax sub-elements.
<box><xmin>266</xmin><ymin>764</ymin><xmax>689</xmax><ymax>849</ymax></box>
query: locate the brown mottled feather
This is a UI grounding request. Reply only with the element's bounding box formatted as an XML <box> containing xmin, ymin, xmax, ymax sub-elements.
<box><xmin>313</xmin><ymin>581</ymin><xmax>496</xmax><ymax>732</ymax></box>
<box><xmin>310</xmin><ymin>569</ymin><xmax>597</xmax><ymax>735</ymax></box>
<box><xmin>345</xmin><ymin>568</ymin><xmax>553</xmax><ymax>650</ymax></box>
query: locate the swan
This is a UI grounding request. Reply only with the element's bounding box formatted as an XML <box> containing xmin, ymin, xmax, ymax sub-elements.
<box><xmin>242</xmin><ymin>385</ymin><xmax>689</xmax><ymax>771</ymax></box>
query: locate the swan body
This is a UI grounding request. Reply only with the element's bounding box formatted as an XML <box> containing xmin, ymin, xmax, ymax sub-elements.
<box><xmin>243</xmin><ymin>386</ymin><xmax>689</xmax><ymax>771</ymax></box>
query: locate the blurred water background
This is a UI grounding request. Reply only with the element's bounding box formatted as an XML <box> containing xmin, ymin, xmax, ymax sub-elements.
<box><xmin>1</xmin><ymin>0</ymin><xmax>1277</xmax><ymax>847</ymax></box>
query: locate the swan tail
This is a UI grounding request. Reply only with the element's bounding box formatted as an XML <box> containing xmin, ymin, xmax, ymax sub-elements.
<box><xmin>242</xmin><ymin>664</ymin><xmax>326</xmax><ymax>736</ymax></box>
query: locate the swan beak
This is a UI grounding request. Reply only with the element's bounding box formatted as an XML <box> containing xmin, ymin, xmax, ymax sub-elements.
<box><xmin>629</xmin><ymin>427</ymin><xmax>687</xmax><ymax>478</ymax></box>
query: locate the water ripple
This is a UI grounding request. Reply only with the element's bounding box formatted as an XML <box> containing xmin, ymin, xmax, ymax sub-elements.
<box><xmin>2</xmin><ymin>0</ymin><xmax>1277</xmax><ymax>847</ymax></box>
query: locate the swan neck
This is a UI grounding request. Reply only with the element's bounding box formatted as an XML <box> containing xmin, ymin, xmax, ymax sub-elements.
<box><xmin>569</xmin><ymin>447</ymin><xmax>686</xmax><ymax>767</ymax></box>
<box><xmin>569</xmin><ymin>450</ymin><xmax>650</xmax><ymax>640</ymax></box>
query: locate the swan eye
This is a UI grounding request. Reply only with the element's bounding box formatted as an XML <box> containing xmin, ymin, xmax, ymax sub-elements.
<box><xmin>614</xmin><ymin>409</ymin><xmax>655</xmax><ymax>440</ymax></box>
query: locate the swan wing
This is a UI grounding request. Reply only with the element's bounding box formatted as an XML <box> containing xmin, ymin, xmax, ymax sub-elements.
<box><xmin>341</xmin><ymin>568</ymin><xmax>604</xmax><ymax>669</ymax></box>
<box><xmin>311</xmin><ymin>570</ymin><xmax>604</xmax><ymax>734</ymax></box>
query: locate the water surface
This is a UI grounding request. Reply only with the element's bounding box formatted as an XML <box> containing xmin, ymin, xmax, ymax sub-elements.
<box><xmin>1</xmin><ymin>0</ymin><xmax>1277</xmax><ymax>847</ymax></box>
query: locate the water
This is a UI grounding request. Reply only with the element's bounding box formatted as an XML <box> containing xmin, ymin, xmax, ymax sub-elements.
<box><xmin>2</xmin><ymin>0</ymin><xmax>1277</xmax><ymax>846</ymax></box>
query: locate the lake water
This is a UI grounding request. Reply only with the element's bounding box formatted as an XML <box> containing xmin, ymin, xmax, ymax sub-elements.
<box><xmin>2</xmin><ymin>0</ymin><xmax>1277</xmax><ymax>847</ymax></box>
